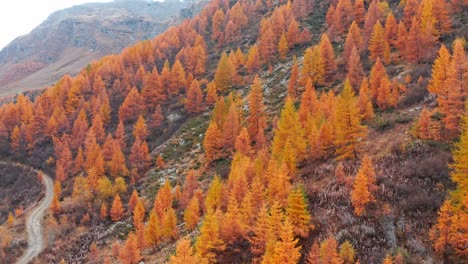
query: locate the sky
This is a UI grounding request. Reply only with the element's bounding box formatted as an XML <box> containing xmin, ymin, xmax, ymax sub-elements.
<box><xmin>0</xmin><ymin>0</ymin><xmax>114</xmax><ymax>49</ymax></box>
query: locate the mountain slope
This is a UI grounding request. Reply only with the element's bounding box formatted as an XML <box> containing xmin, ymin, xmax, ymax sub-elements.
<box><xmin>0</xmin><ymin>0</ymin><xmax>203</xmax><ymax>97</ymax></box>
<box><xmin>0</xmin><ymin>0</ymin><xmax>465</xmax><ymax>263</ymax></box>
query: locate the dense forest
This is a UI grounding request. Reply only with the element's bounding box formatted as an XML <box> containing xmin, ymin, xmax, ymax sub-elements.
<box><xmin>0</xmin><ymin>0</ymin><xmax>466</xmax><ymax>263</ymax></box>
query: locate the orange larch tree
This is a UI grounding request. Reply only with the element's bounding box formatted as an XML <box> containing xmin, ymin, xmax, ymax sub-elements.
<box><xmin>110</xmin><ymin>194</ymin><xmax>124</xmax><ymax>221</ymax></box>
<box><xmin>204</xmin><ymin>121</ymin><xmax>224</xmax><ymax>164</ymax></box>
<box><xmin>319</xmin><ymin>34</ymin><xmax>337</xmax><ymax>82</ymax></box>
<box><xmin>369</xmin><ymin>21</ymin><xmax>391</xmax><ymax>64</ymax></box>
<box><xmin>184</xmin><ymin>196</ymin><xmax>201</xmax><ymax>231</ymax></box>
<box><xmin>301</xmin><ymin>46</ymin><xmax>325</xmax><ymax>86</ymax></box>
<box><xmin>346</xmin><ymin>46</ymin><xmax>364</xmax><ymax>90</ymax></box>
<box><xmin>133</xmin><ymin>115</ymin><xmax>149</xmax><ymax>141</ymax></box>
<box><xmin>185</xmin><ymin>79</ymin><xmax>204</xmax><ymax>114</ymax></box>
<box><xmin>286</xmin><ymin>186</ymin><xmax>312</xmax><ymax>238</ymax></box>
<box><xmin>214</xmin><ymin>52</ymin><xmax>234</xmax><ymax>92</ymax></box>
<box><xmin>334</xmin><ymin>80</ymin><xmax>367</xmax><ymax>160</ymax></box>
<box><xmin>195</xmin><ymin>210</ymin><xmax>225</xmax><ymax>262</ymax></box>
<box><xmin>119</xmin><ymin>232</ymin><xmax>142</xmax><ymax>264</ymax></box>
<box><xmin>351</xmin><ymin>155</ymin><xmax>376</xmax><ymax>216</ymax></box>
<box><xmin>247</xmin><ymin>76</ymin><xmax>267</xmax><ymax>149</ymax></box>
<box><xmin>288</xmin><ymin>57</ymin><xmax>299</xmax><ymax>101</ymax></box>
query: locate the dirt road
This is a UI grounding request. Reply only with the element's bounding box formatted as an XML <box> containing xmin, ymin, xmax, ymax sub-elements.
<box><xmin>15</xmin><ymin>168</ymin><xmax>53</xmax><ymax>264</ymax></box>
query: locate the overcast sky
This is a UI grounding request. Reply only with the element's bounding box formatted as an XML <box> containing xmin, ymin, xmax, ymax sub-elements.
<box><xmin>0</xmin><ymin>0</ymin><xmax>114</xmax><ymax>49</ymax></box>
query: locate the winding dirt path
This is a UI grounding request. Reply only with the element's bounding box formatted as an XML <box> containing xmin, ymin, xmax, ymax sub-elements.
<box><xmin>13</xmin><ymin>166</ymin><xmax>53</xmax><ymax>264</ymax></box>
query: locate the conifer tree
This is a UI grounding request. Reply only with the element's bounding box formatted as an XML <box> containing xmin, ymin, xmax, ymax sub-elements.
<box><xmin>278</xmin><ymin>33</ymin><xmax>289</xmax><ymax>60</ymax></box>
<box><xmin>334</xmin><ymin>80</ymin><xmax>367</xmax><ymax>160</ymax></box>
<box><xmin>272</xmin><ymin>97</ymin><xmax>306</xmax><ymax>161</ymax></box>
<box><xmin>301</xmin><ymin>46</ymin><xmax>325</xmax><ymax>86</ymax></box>
<box><xmin>271</xmin><ymin>218</ymin><xmax>302</xmax><ymax>264</ymax></box>
<box><xmin>351</xmin><ymin>156</ymin><xmax>376</xmax><ymax>216</ymax></box>
<box><xmin>306</xmin><ymin>242</ymin><xmax>320</xmax><ymax>264</ymax></box>
<box><xmin>357</xmin><ymin>77</ymin><xmax>375</xmax><ymax>120</ymax></box>
<box><xmin>382</xmin><ymin>254</ymin><xmax>393</xmax><ymax>264</ymax></box>
<box><xmin>205</xmin><ymin>175</ymin><xmax>223</xmax><ymax>212</ymax></box>
<box><xmin>145</xmin><ymin>210</ymin><xmax>161</xmax><ymax>248</ymax></box>
<box><xmin>119</xmin><ymin>232</ymin><xmax>142</xmax><ymax>264</ymax></box>
<box><xmin>247</xmin><ymin>76</ymin><xmax>267</xmax><ymax>148</ymax></box>
<box><xmin>195</xmin><ymin>210</ymin><xmax>225</xmax><ymax>262</ymax></box>
<box><xmin>185</xmin><ymin>79</ymin><xmax>204</xmax><ymax>113</ymax></box>
<box><xmin>169</xmin><ymin>237</ymin><xmax>208</xmax><ymax>264</ymax></box>
<box><xmin>339</xmin><ymin>240</ymin><xmax>355</xmax><ymax>264</ymax></box>
<box><xmin>214</xmin><ymin>52</ymin><xmax>234</xmax><ymax>92</ymax></box>
<box><xmin>346</xmin><ymin>46</ymin><xmax>364</xmax><ymax>90</ymax></box>
<box><xmin>319</xmin><ymin>236</ymin><xmax>343</xmax><ymax>264</ymax></box>
<box><xmin>235</xmin><ymin>127</ymin><xmax>252</xmax><ymax>156</ymax></box>
<box><xmin>288</xmin><ymin>58</ymin><xmax>299</xmax><ymax>101</ymax></box>
<box><xmin>133</xmin><ymin>115</ymin><xmax>149</xmax><ymax>141</ymax></box>
<box><xmin>319</xmin><ymin>34</ymin><xmax>337</xmax><ymax>82</ymax></box>
<box><xmin>184</xmin><ymin>196</ymin><xmax>201</xmax><ymax>231</ymax></box>
<box><xmin>110</xmin><ymin>194</ymin><xmax>124</xmax><ymax>221</ymax></box>
<box><xmin>205</xmin><ymin>81</ymin><xmax>218</xmax><ymax>106</ymax></box>
<box><xmin>161</xmin><ymin>207</ymin><xmax>178</xmax><ymax>240</ymax></box>
<box><xmin>204</xmin><ymin>121</ymin><xmax>224</xmax><ymax>164</ymax></box>
<box><xmin>286</xmin><ymin>186</ymin><xmax>312</xmax><ymax>238</ymax></box>
<box><xmin>369</xmin><ymin>22</ymin><xmax>391</xmax><ymax>64</ymax></box>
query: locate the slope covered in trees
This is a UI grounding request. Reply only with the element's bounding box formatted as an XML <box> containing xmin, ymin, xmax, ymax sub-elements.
<box><xmin>0</xmin><ymin>0</ymin><xmax>466</xmax><ymax>262</ymax></box>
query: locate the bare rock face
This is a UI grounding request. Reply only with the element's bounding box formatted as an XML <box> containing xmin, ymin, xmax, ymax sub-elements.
<box><xmin>0</xmin><ymin>0</ymin><xmax>204</xmax><ymax>97</ymax></box>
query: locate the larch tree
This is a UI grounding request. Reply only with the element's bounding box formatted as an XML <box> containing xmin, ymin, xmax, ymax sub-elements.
<box><xmin>203</xmin><ymin>121</ymin><xmax>224</xmax><ymax>164</ymax></box>
<box><xmin>246</xmin><ymin>45</ymin><xmax>261</xmax><ymax>73</ymax></box>
<box><xmin>119</xmin><ymin>88</ymin><xmax>143</xmax><ymax>123</ymax></box>
<box><xmin>119</xmin><ymin>232</ymin><xmax>142</xmax><ymax>264</ymax></box>
<box><xmin>214</xmin><ymin>52</ymin><xmax>234</xmax><ymax>92</ymax></box>
<box><xmin>357</xmin><ymin>77</ymin><xmax>375</xmax><ymax>121</ymax></box>
<box><xmin>301</xmin><ymin>46</ymin><xmax>325</xmax><ymax>86</ymax></box>
<box><xmin>247</xmin><ymin>76</ymin><xmax>267</xmax><ymax>149</ymax></box>
<box><xmin>369</xmin><ymin>21</ymin><xmax>391</xmax><ymax>64</ymax></box>
<box><xmin>319</xmin><ymin>236</ymin><xmax>343</xmax><ymax>264</ymax></box>
<box><xmin>110</xmin><ymin>194</ymin><xmax>124</xmax><ymax>221</ymax></box>
<box><xmin>145</xmin><ymin>210</ymin><xmax>161</xmax><ymax>248</ymax></box>
<box><xmin>184</xmin><ymin>196</ymin><xmax>201</xmax><ymax>231</ymax></box>
<box><xmin>205</xmin><ymin>81</ymin><xmax>218</xmax><ymax>106</ymax></box>
<box><xmin>288</xmin><ymin>57</ymin><xmax>299</xmax><ymax>101</ymax></box>
<box><xmin>161</xmin><ymin>207</ymin><xmax>178</xmax><ymax>240</ymax></box>
<box><xmin>150</xmin><ymin>104</ymin><xmax>164</xmax><ymax>129</ymax></box>
<box><xmin>185</xmin><ymin>79</ymin><xmax>204</xmax><ymax>114</ymax></box>
<box><xmin>346</xmin><ymin>46</ymin><xmax>364</xmax><ymax>90</ymax></box>
<box><xmin>271</xmin><ymin>218</ymin><xmax>302</xmax><ymax>264</ymax></box>
<box><xmin>319</xmin><ymin>34</ymin><xmax>337</xmax><ymax>82</ymax></box>
<box><xmin>343</xmin><ymin>21</ymin><xmax>363</xmax><ymax>64</ymax></box>
<box><xmin>154</xmin><ymin>179</ymin><xmax>173</xmax><ymax>218</ymax></box>
<box><xmin>382</xmin><ymin>254</ymin><xmax>394</xmax><ymax>264</ymax></box>
<box><xmin>306</xmin><ymin>242</ymin><xmax>320</xmax><ymax>264</ymax></box>
<box><xmin>339</xmin><ymin>240</ymin><xmax>356</xmax><ymax>264</ymax></box>
<box><xmin>369</xmin><ymin>57</ymin><xmax>388</xmax><ymax>101</ymax></box>
<box><xmin>286</xmin><ymin>186</ymin><xmax>312</xmax><ymax>238</ymax></box>
<box><xmin>222</xmin><ymin>103</ymin><xmax>241</xmax><ymax>150</ymax></box>
<box><xmin>133</xmin><ymin>115</ymin><xmax>149</xmax><ymax>141</ymax></box>
<box><xmin>195</xmin><ymin>210</ymin><xmax>226</xmax><ymax>262</ymax></box>
<box><xmin>204</xmin><ymin>175</ymin><xmax>223</xmax><ymax>212</ymax></box>
<box><xmin>170</xmin><ymin>60</ymin><xmax>187</xmax><ymax>97</ymax></box>
<box><xmin>272</xmin><ymin>97</ymin><xmax>306</xmax><ymax>162</ymax></box>
<box><xmin>278</xmin><ymin>33</ymin><xmax>289</xmax><ymax>60</ymax></box>
<box><xmin>351</xmin><ymin>156</ymin><xmax>376</xmax><ymax>216</ymax></box>
<box><xmin>169</xmin><ymin>237</ymin><xmax>208</xmax><ymax>264</ymax></box>
<box><xmin>384</xmin><ymin>12</ymin><xmax>398</xmax><ymax>47</ymax></box>
<box><xmin>428</xmin><ymin>44</ymin><xmax>451</xmax><ymax>95</ymax></box>
<box><xmin>133</xmin><ymin>199</ymin><xmax>146</xmax><ymax>227</ymax></box>
<box><xmin>334</xmin><ymin>80</ymin><xmax>367</xmax><ymax>160</ymax></box>
<box><xmin>235</xmin><ymin>127</ymin><xmax>252</xmax><ymax>156</ymax></box>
